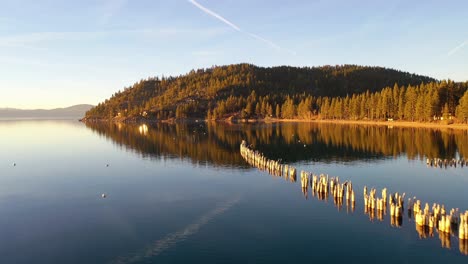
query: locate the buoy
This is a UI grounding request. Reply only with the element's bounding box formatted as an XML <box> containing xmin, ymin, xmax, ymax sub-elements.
<box><xmin>101</xmin><ymin>193</ymin><xmax>107</xmax><ymax>198</ymax></box>
<box><xmin>13</xmin><ymin>163</ymin><xmax>16</xmax><ymax>167</ymax></box>
<box><xmin>106</xmin><ymin>164</ymin><xmax>109</xmax><ymax>167</ymax></box>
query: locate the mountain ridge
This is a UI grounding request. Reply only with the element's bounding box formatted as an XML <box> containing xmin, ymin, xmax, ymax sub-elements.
<box><xmin>0</xmin><ymin>104</ymin><xmax>94</xmax><ymax>119</ymax></box>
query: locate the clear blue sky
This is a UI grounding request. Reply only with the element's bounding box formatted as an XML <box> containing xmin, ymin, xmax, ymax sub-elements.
<box><xmin>0</xmin><ymin>0</ymin><xmax>467</xmax><ymax>109</ymax></box>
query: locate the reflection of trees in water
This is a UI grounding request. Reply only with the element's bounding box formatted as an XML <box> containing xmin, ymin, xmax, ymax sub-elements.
<box><xmin>245</xmin><ymin>123</ymin><xmax>468</xmax><ymax>163</ymax></box>
<box><xmin>84</xmin><ymin>122</ymin><xmax>468</xmax><ymax>167</ymax></box>
<box><xmin>85</xmin><ymin>122</ymin><xmax>248</xmax><ymax>168</ymax></box>
<box><xmin>240</xmin><ymin>140</ymin><xmax>467</xmax><ymax>256</ymax></box>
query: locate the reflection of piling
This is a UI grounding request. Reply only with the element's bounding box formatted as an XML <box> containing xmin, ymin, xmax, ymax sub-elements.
<box><xmin>426</xmin><ymin>157</ymin><xmax>466</xmax><ymax>169</ymax></box>
<box><xmin>461</xmin><ymin>238</ymin><xmax>468</xmax><ymax>255</ymax></box>
<box><xmin>289</xmin><ymin>167</ymin><xmax>297</xmax><ymax>182</ymax></box>
<box><xmin>389</xmin><ymin>192</ymin><xmax>403</xmax><ymax>226</ymax></box>
<box><xmin>438</xmin><ymin>215</ymin><xmax>452</xmax><ymax>234</ymax></box>
<box><xmin>300</xmin><ymin>171</ymin><xmax>309</xmax><ymax>189</ymax></box>
<box><xmin>391</xmin><ymin>215</ymin><xmax>403</xmax><ymax>227</ymax></box>
<box><xmin>416</xmin><ymin>222</ymin><xmax>433</xmax><ymax>238</ymax></box>
<box><xmin>309</xmin><ymin>174</ymin><xmax>355</xmax><ymax>212</ymax></box>
<box><xmin>362</xmin><ymin>187</ymin><xmax>405</xmax><ymax>226</ymax></box>
<box><xmin>377</xmin><ymin>207</ymin><xmax>384</xmax><ymax>221</ymax></box>
<box><xmin>438</xmin><ymin>231</ymin><xmax>451</xmax><ymax>249</ymax></box>
<box><xmin>364</xmin><ymin>187</ymin><xmax>390</xmax><ymax>222</ymax></box>
<box><xmin>346</xmin><ymin>199</ymin><xmax>355</xmax><ymax>214</ymax></box>
<box><xmin>300</xmin><ymin>171</ymin><xmax>309</xmax><ymax>199</ymax></box>
<box><xmin>240</xmin><ymin>140</ymin><xmax>285</xmax><ymax>177</ymax></box>
<box><xmin>460</xmin><ymin>211</ymin><xmax>468</xmax><ymax>255</ymax></box>
<box><xmin>414</xmin><ymin>202</ymin><xmax>435</xmax><ymax>238</ymax></box>
<box><xmin>461</xmin><ymin>211</ymin><xmax>468</xmax><ymax>239</ymax></box>
<box><xmin>410</xmin><ymin>199</ymin><xmax>466</xmax><ymax>253</ymax></box>
<box><xmin>240</xmin><ymin>140</ymin><xmax>468</xmax><ymax>255</ymax></box>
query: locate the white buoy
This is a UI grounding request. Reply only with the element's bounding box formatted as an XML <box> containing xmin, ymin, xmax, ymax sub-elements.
<box><xmin>101</xmin><ymin>193</ymin><xmax>107</xmax><ymax>198</ymax></box>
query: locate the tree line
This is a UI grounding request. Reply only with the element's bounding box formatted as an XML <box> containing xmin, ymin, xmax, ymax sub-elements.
<box><xmin>84</xmin><ymin>63</ymin><xmax>468</xmax><ymax>123</ymax></box>
<box><xmin>208</xmin><ymin>80</ymin><xmax>468</xmax><ymax>123</ymax></box>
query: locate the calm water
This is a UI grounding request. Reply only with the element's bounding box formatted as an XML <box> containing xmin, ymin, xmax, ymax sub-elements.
<box><xmin>0</xmin><ymin>120</ymin><xmax>467</xmax><ymax>263</ymax></box>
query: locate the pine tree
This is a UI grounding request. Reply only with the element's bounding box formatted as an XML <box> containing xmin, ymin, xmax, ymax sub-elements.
<box><xmin>320</xmin><ymin>98</ymin><xmax>330</xmax><ymax>119</ymax></box>
<box><xmin>392</xmin><ymin>83</ymin><xmax>400</xmax><ymax>118</ymax></box>
<box><xmin>359</xmin><ymin>94</ymin><xmax>366</xmax><ymax>119</ymax></box>
<box><xmin>255</xmin><ymin>102</ymin><xmax>261</xmax><ymax>116</ymax></box>
<box><xmin>267</xmin><ymin>103</ymin><xmax>273</xmax><ymax>117</ymax></box>
<box><xmin>415</xmin><ymin>94</ymin><xmax>425</xmax><ymax>121</ymax></box>
<box><xmin>456</xmin><ymin>90</ymin><xmax>468</xmax><ymax>123</ymax></box>
<box><xmin>442</xmin><ymin>103</ymin><xmax>450</xmax><ymax>120</ymax></box>
<box><xmin>245</xmin><ymin>102</ymin><xmax>253</xmax><ymax>117</ymax></box>
<box><xmin>397</xmin><ymin>86</ymin><xmax>406</xmax><ymax>120</ymax></box>
<box><xmin>404</xmin><ymin>86</ymin><xmax>417</xmax><ymax>121</ymax></box>
<box><xmin>275</xmin><ymin>104</ymin><xmax>281</xmax><ymax>118</ymax></box>
<box><xmin>281</xmin><ymin>97</ymin><xmax>296</xmax><ymax>119</ymax></box>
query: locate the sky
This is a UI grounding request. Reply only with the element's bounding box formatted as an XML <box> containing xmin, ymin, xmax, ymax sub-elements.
<box><xmin>0</xmin><ymin>0</ymin><xmax>467</xmax><ymax>109</ymax></box>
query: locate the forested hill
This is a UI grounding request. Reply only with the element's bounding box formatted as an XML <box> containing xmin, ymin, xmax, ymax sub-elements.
<box><xmin>85</xmin><ymin>63</ymin><xmax>464</xmax><ymax>121</ymax></box>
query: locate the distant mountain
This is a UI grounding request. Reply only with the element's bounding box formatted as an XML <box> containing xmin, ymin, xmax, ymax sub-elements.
<box><xmin>0</xmin><ymin>104</ymin><xmax>94</xmax><ymax>119</ymax></box>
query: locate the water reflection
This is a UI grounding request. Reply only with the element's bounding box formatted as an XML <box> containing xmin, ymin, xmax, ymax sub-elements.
<box><xmin>240</xmin><ymin>140</ymin><xmax>468</xmax><ymax>256</ymax></box>
<box><xmin>85</xmin><ymin>122</ymin><xmax>248</xmax><ymax>167</ymax></box>
<box><xmin>426</xmin><ymin>157</ymin><xmax>467</xmax><ymax>169</ymax></box>
<box><xmin>83</xmin><ymin>121</ymin><xmax>468</xmax><ymax>255</ymax></box>
<box><xmin>84</xmin><ymin>122</ymin><xmax>468</xmax><ymax>166</ymax></box>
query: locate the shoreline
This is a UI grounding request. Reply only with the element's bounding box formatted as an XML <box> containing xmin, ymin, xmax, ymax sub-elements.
<box><xmin>222</xmin><ymin>117</ymin><xmax>468</xmax><ymax>130</ymax></box>
<box><xmin>268</xmin><ymin>119</ymin><xmax>468</xmax><ymax>130</ymax></box>
<box><xmin>81</xmin><ymin>117</ymin><xmax>468</xmax><ymax>130</ymax></box>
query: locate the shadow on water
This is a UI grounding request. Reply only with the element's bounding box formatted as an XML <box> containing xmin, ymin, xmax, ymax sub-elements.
<box><xmin>84</xmin><ymin>122</ymin><xmax>468</xmax><ymax>167</ymax></box>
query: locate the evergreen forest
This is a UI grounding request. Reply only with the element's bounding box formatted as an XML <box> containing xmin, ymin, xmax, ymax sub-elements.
<box><xmin>85</xmin><ymin>64</ymin><xmax>468</xmax><ymax>123</ymax></box>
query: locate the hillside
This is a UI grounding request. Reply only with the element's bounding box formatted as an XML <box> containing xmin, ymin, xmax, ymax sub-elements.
<box><xmin>0</xmin><ymin>104</ymin><xmax>94</xmax><ymax>119</ymax></box>
<box><xmin>84</xmin><ymin>64</ymin><xmax>467</xmax><ymax>122</ymax></box>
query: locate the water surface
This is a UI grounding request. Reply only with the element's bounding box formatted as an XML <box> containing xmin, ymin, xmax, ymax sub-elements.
<box><xmin>1</xmin><ymin>120</ymin><xmax>467</xmax><ymax>263</ymax></box>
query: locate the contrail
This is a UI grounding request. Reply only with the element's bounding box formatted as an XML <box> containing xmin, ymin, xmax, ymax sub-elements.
<box><xmin>188</xmin><ymin>0</ymin><xmax>240</xmax><ymax>31</ymax></box>
<box><xmin>247</xmin><ymin>32</ymin><xmax>297</xmax><ymax>55</ymax></box>
<box><xmin>111</xmin><ymin>196</ymin><xmax>241</xmax><ymax>264</ymax></box>
<box><xmin>447</xmin><ymin>40</ymin><xmax>467</xmax><ymax>57</ymax></box>
<box><xmin>188</xmin><ymin>0</ymin><xmax>295</xmax><ymax>55</ymax></box>
<box><xmin>247</xmin><ymin>32</ymin><xmax>281</xmax><ymax>50</ymax></box>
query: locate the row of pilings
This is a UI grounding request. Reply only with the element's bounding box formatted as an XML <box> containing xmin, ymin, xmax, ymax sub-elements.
<box><xmin>240</xmin><ymin>140</ymin><xmax>468</xmax><ymax>255</ymax></box>
<box><xmin>240</xmin><ymin>140</ymin><xmax>355</xmax><ymax>211</ymax></box>
<box><xmin>426</xmin><ymin>157</ymin><xmax>466</xmax><ymax>168</ymax></box>
<box><xmin>362</xmin><ymin>187</ymin><xmax>405</xmax><ymax>226</ymax></box>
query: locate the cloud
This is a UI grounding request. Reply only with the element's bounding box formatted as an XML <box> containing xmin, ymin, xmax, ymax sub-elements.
<box><xmin>0</xmin><ymin>55</ymin><xmax>54</xmax><ymax>67</ymax></box>
<box><xmin>447</xmin><ymin>40</ymin><xmax>468</xmax><ymax>57</ymax></box>
<box><xmin>188</xmin><ymin>0</ymin><xmax>296</xmax><ymax>55</ymax></box>
<box><xmin>0</xmin><ymin>28</ymin><xmax>224</xmax><ymax>49</ymax></box>
<box><xmin>0</xmin><ymin>31</ymin><xmax>106</xmax><ymax>46</ymax></box>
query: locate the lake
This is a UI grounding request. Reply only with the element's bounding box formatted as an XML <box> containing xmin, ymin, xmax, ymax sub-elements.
<box><xmin>0</xmin><ymin>120</ymin><xmax>467</xmax><ymax>263</ymax></box>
